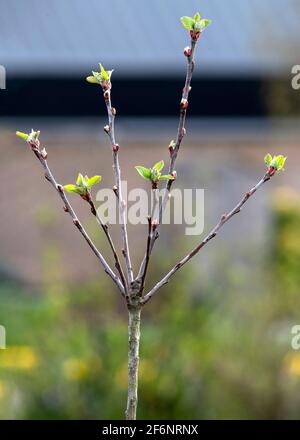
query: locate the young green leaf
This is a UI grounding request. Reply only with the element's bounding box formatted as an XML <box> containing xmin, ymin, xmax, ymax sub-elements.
<box><xmin>16</xmin><ymin>131</ymin><xmax>29</xmax><ymax>141</ymax></box>
<box><xmin>76</xmin><ymin>173</ymin><xmax>84</xmax><ymax>186</ymax></box>
<box><xmin>152</xmin><ymin>160</ymin><xmax>164</xmax><ymax>172</ymax></box>
<box><xmin>274</xmin><ymin>155</ymin><xmax>287</xmax><ymax>171</ymax></box>
<box><xmin>135</xmin><ymin>166</ymin><xmax>152</xmax><ymax>180</ymax></box>
<box><xmin>100</xmin><ymin>63</ymin><xmax>109</xmax><ymax>81</ymax></box>
<box><xmin>180</xmin><ymin>16</ymin><xmax>195</xmax><ymax>31</ymax></box>
<box><xmin>159</xmin><ymin>174</ymin><xmax>175</xmax><ymax>181</ymax></box>
<box><xmin>194</xmin><ymin>12</ymin><xmax>201</xmax><ymax>22</ymax></box>
<box><xmin>81</xmin><ymin>175</ymin><xmax>88</xmax><ymax>188</ymax></box>
<box><xmin>198</xmin><ymin>18</ymin><xmax>212</xmax><ymax>30</ymax></box>
<box><xmin>87</xmin><ymin>175</ymin><xmax>102</xmax><ymax>188</ymax></box>
<box><xmin>64</xmin><ymin>184</ymin><xmax>84</xmax><ymax>195</ymax></box>
<box><xmin>86</xmin><ymin>75</ymin><xmax>99</xmax><ymax>84</ymax></box>
<box><xmin>264</xmin><ymin>153</ymin><xmax>272</xmax><ymax>166</ymax></box>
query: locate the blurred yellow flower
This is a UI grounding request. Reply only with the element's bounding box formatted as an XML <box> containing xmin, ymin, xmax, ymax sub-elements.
<box><xmin>0</xmin><ymin>346</ymin><xmax>38</xmax><ymax>369</ymax></box>
<box><xmin>139</xmin><ymin>359</ymin><xmax>158</xmax><ymax>384</ymax></box>
<box><xmin>284</xmin><ymin>353</ymin><xmax>300</xmax><ymax>377</ymax></box>
<box><xmin>63</xmin><ymin>358</ymin><xmax>89</xmax><ymax>381</ymax></box>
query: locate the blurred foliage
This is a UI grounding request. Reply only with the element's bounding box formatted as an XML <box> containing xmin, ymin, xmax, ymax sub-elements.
<box><xmin>1</xmin><ymin>186</ymin><xmax>300</xmax><ymax>419</ymax></box>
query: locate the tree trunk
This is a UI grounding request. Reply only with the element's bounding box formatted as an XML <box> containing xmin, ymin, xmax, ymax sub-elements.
<box><xmin>125</xmin><ymin>305</ymin><xmax>141</xmax><ymax>420</ymax></box>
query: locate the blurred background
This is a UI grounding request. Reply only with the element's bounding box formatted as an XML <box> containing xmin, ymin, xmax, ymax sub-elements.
<box><xmin>1</xmin><ymin>0</ymin><xmax>300</xmax><ymax>419</ymax></box>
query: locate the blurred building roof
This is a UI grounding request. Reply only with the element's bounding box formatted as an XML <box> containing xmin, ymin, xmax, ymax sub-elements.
<box><xmin>1</xmin><ymin>0</ymin><xmax>299</xmax><ymax>77</ymax></box>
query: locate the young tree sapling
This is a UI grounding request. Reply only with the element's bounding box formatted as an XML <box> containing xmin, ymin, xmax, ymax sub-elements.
<box><xmin>16</xmin><ymin>12</ymin><xmax>286</xmax><ymax>420</ymax></box>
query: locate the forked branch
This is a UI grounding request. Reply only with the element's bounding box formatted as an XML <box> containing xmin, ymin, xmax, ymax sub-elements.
<box><xmin>142</xmin><ymin>170</ymin><xmax>275</xmax><ymax>304</ymax></box>
<box><xmin>23</xmin><ymin>133</ymin><xmax>125</xmax><ymax>295</ymax></box>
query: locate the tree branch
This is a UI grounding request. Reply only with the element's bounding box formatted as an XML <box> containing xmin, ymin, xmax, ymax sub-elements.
<box><xmin>141</xmin><ymin>171</ymin><xmax>273</xmax><ymax>304</ymax></box>
<box><xmin>137</xmin><ymin>37</ymin><xmax>198</xmax><ymax>283</ymax></box>
<box><xmin>138</xmin><ymin>217</ymin><xmax>153</xmax><ymax>295</ymax></box>
<box><xmin>88</xmin><ymin>199</ymin><xmax>129</xmax><ymax>303</ymax></box>
<box><xmin>103</xmin><ymin>89</ymin><xmax>134</xmax><ymax>287</ymax></box>
<box><xmin>31</xmin><ymin>143</ymin><xmax>125</xmax><ymax>295</ymax></box>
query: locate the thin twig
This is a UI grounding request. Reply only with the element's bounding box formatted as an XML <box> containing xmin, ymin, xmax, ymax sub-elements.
<box><xmin>103</xmin><ymin>89</ymin><xmax>134</xmax><ymax>287</ymax></box>
<box><xmin>137</xmin><ymin>37</ymin><xmax>198</xmax><ymax>283</ymax></box>
<box><xmin>31</xmin><ymin>145</ymin><xmax>125</xmax><ymax>295</ymax></box>
<box><xmin>88</xmin><ymin>199</ymin><xmax>129</xmax><ymax>303</ymax></box>
<box><xmin>141</xmin><ymin>172</ymin><xmax>272</xmax><ymax>304</ymax></box>
<box><xmin>138</xmin><ymin>217</ymin><xmax>152</xmax><ymax>295</ymax></box>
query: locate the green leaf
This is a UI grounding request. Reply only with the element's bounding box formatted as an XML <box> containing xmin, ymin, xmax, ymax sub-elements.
<box><xmin>152</xmin><ymin>160</ymin><xmax>164</xmax><ymax>172</ymax></box>
<box><xmin>264</xmin><ymin>153</ymin><xmax>272</xmax><ymax>166</ymax></box>
<box><xmin>16</xmin><ymin>131</ymin><xmax>29</xmax><ymax>141</ymax></box>
<box><xmin>76</xmin><ymin>173</ymin><xmax>84</xmax><ymax>186</ymax></box>
<box><xmin>198</xmin><ymin>18</ymin><xmax>212</xmax><ymax>30</ymax></box>
<box><xmin>194</xmin><ymin>12</ymin><xmax>201</xmax><ymax>22</ymax></box>
<box><xmin>274</xmin><ymin>155</ymin><xmax>287</xmax><ymax>171</ymax></box>
<box><xmin>135</xmin><ymin>166</ymin><xmax>152</xmax><ymax>180</ymax></box>
<box><xmin>100</xmin><ymin>63</ymin><xmax>109</xmax><ymax>81</ymax></box>
<box><xmin>86</xmin><ymin>75</ymin><xmax>99</xmax><ymax>84</ymax></box>
<box><xmin>81</xmin><ymin>175</ymin><xmax>88</xmax><ymax>188</ymax></box>
<box><xmin>180</xmin><ymin>16</ymin><xmax>195</xmax><ymax>31</ymax></box>
<box><xmin>87</xmin><ymin>175</ymin><xmax>102</xmax><ymax>188</ymax></box>
<box><xmin>64</xmin><ymin>184</ymin><xmax>84</xmax><ymax>195</ymax></box>
<box><xmin>159</xmin><ymin>174</ymin><xmax>175</xmax><ymax>181</ymax></box>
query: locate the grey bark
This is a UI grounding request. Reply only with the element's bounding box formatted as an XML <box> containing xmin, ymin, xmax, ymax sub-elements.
<box><xmin>125</xmin><ymin>305</ymin><xmax>141</xmax><ymax>420</ymax></box>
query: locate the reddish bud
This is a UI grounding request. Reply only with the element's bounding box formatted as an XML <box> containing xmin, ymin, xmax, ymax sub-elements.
<box><xmin>73</xmin><ymin>219</ymin><xmax>80</xmax><ymax>227</ymax></box>
<box><xmin>63</xmin><ymin>206</ymin><xmax>69</xmax><ymax>212</ymax></box>
<box><xmin>80</xmin><ymin>190</ymin><xmax>91</xmax><ymax>202</ymax></box>
<box><xmin>171</xmin><ymin>171</ymin><xmax>177</xmax><ymax>180</ymax></box>
<box><xmin>103</xmin><ymin>90</ymin><xmax>110</xmax><ymax>101</ymax></box>
<box><xmin>184</xmin><ymin>46</ymin><xmax>192</xmax><ymax>57</ymax></box>
<box><xmin>40</xmin><ymin>147</ymin><xmax>47</xmax><ymax>159</ymax></box>
<box><xmin>56</xmin><ymin>184</ymin><xmax>64</xmax><ymax>193</ymax></box>
<box><xmin>151</xmin><ymin>219</ymin><xmax>158</xmax><ymax>230</ymax></box>
<box><xmin>267</xmin><ymin>166</ymin><xmax>276</xmax><ymax>176</ymax></box>
<box><xmin>101</xmin><ymin>81</ymin><xmax>111</xmax><ymax>92</ymax></box>
<box><xmin>111</xmin><ymin>107</ymin><xmax>116</xmax><ymax>116</ymax></box>
<box><xmin>104</xmin><ymin>125</ymin><xmax>110</xmax><ymax>134</ymax></box>
<box><xmin>113</xmin><ymin>143</ymin><xmax>119</xmax><ymax>152</ymax></box>
<box><xmin>190</xmin><ymin>30</ymin><xmax>201</xmax><ymax>40</ymax></box>
<box><xmin>180</xmin><ymin>98</ymin><xmax>188</xmax><ymax>110</ymax></box>
<box><xmin>168</xmin><ymin>140</ymin><xmax>176</xmax><ymax>153</ymax></box>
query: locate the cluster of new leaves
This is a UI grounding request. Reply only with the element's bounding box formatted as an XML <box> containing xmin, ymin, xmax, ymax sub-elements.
<box><xmin>135</xmin><ymin>160</ymin><xmax>174</xmax><ymax>187</ymax></box>
<box><xmin>264</xmin><ymin>154</ymin><xmax>287</xmax><ymax>171</ymax></box>
<box><xmin>86</xmin><ymin>64</ymin><xmax>113</xmax><ymax>85</ymax></box>
<box><xmin>16</xmin><ymin>129</ymin><xmax>40</xmax><ymax>142</ymax></box>
<box><xmin>64</xmin><ymin>173</ymin><xmax>102</xmax><ymax>196</ymax></box>
<box><xmin>180</xmin><ymin>12</ymin><xmax>212</xmax><ymax>32</ymax></box>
